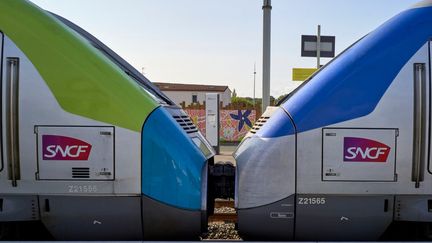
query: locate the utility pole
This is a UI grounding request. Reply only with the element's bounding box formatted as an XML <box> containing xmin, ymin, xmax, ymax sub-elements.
<box><xmin>262</xmin><ymin>0</ymin><xmax>271</xmax><ymax>111</ymax></box>
<box><xmin>317</xmin><ymin>25</ymin><xmax>321</xmax><ymax>69</ymax></box>
<box><xmin>253</xmin><ymin>63</ymin><xmax>256</xmax><ymax>107</ymax></box>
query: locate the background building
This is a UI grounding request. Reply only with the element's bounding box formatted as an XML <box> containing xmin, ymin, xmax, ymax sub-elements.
<box><xmin>154</xmin><ymin>82</ymin><xmax>232</xmax><ymax>107</ymax></box>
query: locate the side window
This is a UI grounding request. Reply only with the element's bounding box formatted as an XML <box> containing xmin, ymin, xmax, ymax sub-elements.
<box><xmin>192</xmin><ymin>94</ymin><xmax>198</xmax><ymax>103</ymax></box>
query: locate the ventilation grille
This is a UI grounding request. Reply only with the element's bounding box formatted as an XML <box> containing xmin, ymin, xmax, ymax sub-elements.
<box><xmin>173</xmin><ymin>115</ymin><xmax>199</xmax><ymax>134</ymax></box>
<box><xmin>72</xmin><ymin>168</ymin><xmax>90</xmax><ymax>179</ymax></box>
<box><xmin>250</xmin><ymin>116</ymin><xmax>270</xmax><ymax>134</ymax></box>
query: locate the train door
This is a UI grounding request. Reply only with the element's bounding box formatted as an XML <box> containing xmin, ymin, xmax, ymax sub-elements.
<box><xmin>0</xmin><ymin>33</ymin><xmax>38</xmax><ymax>224</ymax></box>
<box><xmin>393</xmin><ymin>42</ymin><xmax>432</xmax><ymax>226</ymax></box>
<box><xmin>0</xmin><ymin>32</ymin><xmax>19</xmax><ymax>188</ymax></box>
<box><xmin>426</xmin><ymin>41</ymin><xmax>432</xmax><ymax>181</ymax></box>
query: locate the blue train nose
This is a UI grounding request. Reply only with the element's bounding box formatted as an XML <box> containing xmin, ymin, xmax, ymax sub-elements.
<box><xmin>141</xmin><ymin>107</ymin><xmax>211</xmax><ymax>240</ymax></box>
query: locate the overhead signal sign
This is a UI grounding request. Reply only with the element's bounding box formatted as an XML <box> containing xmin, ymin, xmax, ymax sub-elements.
<box><xmin>301</xmin><ymin>35</ymin><xmax>335</xmax><ymax>58</ymax></box>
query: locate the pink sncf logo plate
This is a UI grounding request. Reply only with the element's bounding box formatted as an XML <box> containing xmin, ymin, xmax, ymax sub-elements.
<box><xmin>344</xmin><ymin>137</ymin><xmax>390</xmax><ymax>162</ymax></box>
<box><xmin>42</xmin><ymin>135</ymin><xmax>92</xmax><ymax>160</ymax></box>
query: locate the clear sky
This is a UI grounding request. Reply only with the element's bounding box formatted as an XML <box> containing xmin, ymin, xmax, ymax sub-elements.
<box><xmin>30</xmin><ymin>0</ymin><xmax>419</xmax><ymax>98</ymax></box>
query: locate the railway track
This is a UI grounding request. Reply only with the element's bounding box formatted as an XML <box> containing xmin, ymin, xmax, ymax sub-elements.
<box><xmin>214</xmin><ymin>200</ymin><xmax>234</xmax><ymax>208</ymax></box>
<box><xmin>209</xmin><ymin>200</ymin><xmax>237</xmax><ymax>223</ymax></box>
<box><xmin>208</xmin><ymin>213</ymin><xmax>237</xmax><ymax>223</ymax></box>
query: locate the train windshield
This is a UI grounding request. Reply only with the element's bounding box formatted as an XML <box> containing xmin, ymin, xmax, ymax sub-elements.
<box><xmin>51</xmin><ymin>13</ymin><xmax>174</xmax><ymax>105</ymax></box>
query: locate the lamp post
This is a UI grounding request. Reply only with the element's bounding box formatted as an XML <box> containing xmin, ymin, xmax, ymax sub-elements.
<box><xmin>253</xmin><ymin>63</ymin><xmax>256</xmax><ymax>107</ymax></box>
<box><xmin>262</xmin><ymin>0</ymin><xmax>271</xmax><ymax>111</ymax></box>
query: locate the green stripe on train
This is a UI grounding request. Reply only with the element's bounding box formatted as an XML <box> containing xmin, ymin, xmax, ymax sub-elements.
<box><xmin>0</xmin><ymin>0</ymin><xmax>158</xmax><ymax>132</ymax></box>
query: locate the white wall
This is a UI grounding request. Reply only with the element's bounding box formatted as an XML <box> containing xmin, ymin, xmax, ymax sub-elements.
<box><xmin>163</xmin><ymin>90</ymin><xmax>231</xmax><ymax>107</ymax></box>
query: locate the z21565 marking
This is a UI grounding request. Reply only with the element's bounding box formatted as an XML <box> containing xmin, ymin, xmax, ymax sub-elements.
<box><xmin>298</xmin><ymin>197</ymin><xmax>326</xmax><ymax>205</ymax></box>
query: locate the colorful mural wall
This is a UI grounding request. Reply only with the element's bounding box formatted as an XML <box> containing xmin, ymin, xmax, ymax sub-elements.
<box><xmin>185</xmin><ymin>109</ymin><xmax>256</xmax><ymax>142</ymax></box>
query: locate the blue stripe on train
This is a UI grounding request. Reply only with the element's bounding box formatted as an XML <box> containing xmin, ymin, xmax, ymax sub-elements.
<box><xmin>260</xmin><ymin>6</ymin><xmax>432</xmax><ymax>138</ymax></box>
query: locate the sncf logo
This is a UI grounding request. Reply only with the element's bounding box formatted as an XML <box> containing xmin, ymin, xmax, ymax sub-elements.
<box><xmin>42</xmin><ymin>135</ymin><xmax>92</xmax><ymax>160</ymax></box>
<box><xmin>343</xmin><ymin>137</ymin><xmax>390</xmax><ymax>162</ymax></box>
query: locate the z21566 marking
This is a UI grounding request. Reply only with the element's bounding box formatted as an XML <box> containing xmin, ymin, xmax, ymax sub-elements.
<box><xmin>298</xmin><ymin>197</ymin><xmax>326</xmax><ymax>205</ymax></box>
<box><xmin>68</xmin><ymin>185</ymin><xmax>97</xmax><ymax>193</ymax></box>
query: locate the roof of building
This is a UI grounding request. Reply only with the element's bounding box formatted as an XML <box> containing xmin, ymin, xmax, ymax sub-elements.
<box><xmin>154</xmin><ymin>82</ymin><xmax>230</xmax><ymax>92</ymax></box>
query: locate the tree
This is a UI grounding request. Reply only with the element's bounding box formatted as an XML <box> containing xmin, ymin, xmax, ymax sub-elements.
<box><xmin>232</xmin><ymin>89</ymin><xmax>237</xmax><ymax>98</ymax></box>
<box><xmin>231</xmin><ymin>96</ymin><xmax>254</xmax><ymax>107</ymax></box>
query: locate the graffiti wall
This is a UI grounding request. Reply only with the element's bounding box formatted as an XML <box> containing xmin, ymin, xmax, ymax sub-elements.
<box><xmin>185</xmin><ymin>109</ymin><xmax>256</xmax><ymax>142</ymax></box>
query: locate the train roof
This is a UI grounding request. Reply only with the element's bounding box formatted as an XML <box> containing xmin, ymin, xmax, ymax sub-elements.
<box><xmin>0</xmin><ymin>0</ymin><xmax>161</xmax><ymax>132</ymax></box>
<box><xmin>51</xmin><ymin>13</ymin><xmax>175</xmax><ymax>106</ymax></box>
<box><xmin>277</xmin><ymin>1</ymin><xmax>432</xmax><ymax>137</ymax></box>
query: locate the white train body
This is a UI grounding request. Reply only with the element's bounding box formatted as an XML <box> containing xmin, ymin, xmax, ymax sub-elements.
<box><xmin>0</xmin><ymin>1</ymin><xmax>215</xmax><ymax>240</ymax></box>
<box><xmin>235</xmin><ymin>0</ymin><xmax>432</xmax><ymax>240</ymax></box>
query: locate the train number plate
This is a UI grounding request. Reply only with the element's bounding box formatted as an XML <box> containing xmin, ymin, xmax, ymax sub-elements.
<box><xmin>68</xmin><ymin>185</ymin><xmax>97</xmax><ymax>193</ymax></box>
<box><xmin>298</xmin><ymin>197</ymin><xmax>326</xmax><ymax>205</ymax></box>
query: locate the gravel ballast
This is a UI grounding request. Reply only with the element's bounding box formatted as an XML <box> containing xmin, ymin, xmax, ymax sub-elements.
<box><xmin>201</xmin><ymin>222</ymin><xmax>241</xmax><ymax>240</ymax></box>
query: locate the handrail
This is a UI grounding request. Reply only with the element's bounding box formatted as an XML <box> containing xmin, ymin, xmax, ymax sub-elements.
<box><xmin>412</xmin><ymin>63</ymin><xmax>427</xmax><ymax>188</ymax></box>
<box><xmin>6</xmin><ymin>58</ymin><xmax>20</xmax><ymax>187</ymax></box>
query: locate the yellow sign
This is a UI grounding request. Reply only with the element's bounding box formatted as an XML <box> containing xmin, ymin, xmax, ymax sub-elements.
<box><xmin>292</xmin><ymin>68</ymin><xmax>318</xmax><ymax>81</ymax></box>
